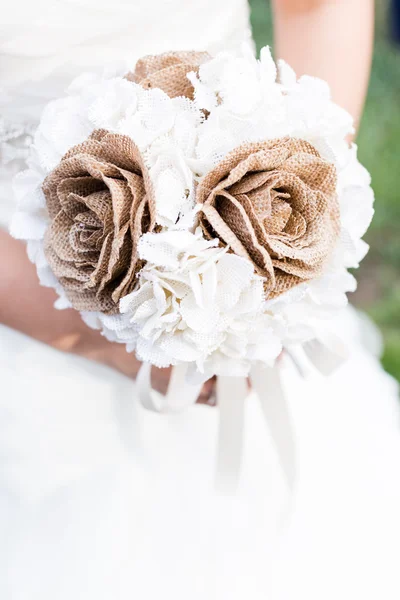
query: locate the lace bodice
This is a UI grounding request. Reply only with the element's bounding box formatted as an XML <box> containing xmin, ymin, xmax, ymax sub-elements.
<box><xmin>0</xmin><ymin>0</ymin><xmax>253</xmax><ymax>227</ymax></box>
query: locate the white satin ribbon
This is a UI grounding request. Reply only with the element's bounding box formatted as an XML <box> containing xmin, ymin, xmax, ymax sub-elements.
<box><xmin>213</xmin><ymin>367</ymin><xmax>296</xmax><ymax>494</ymax></box>
<box><xmin>214</xmin><ymin>376</ymin><xmax>248</xmax><ymax>494</ymax></box>
<box><xmin>136</xmin><ymin>362</ymin><xmax>203</xmax><ymax>413</ymax></box>
<box><xmin>250</xmin><ymin>364</ymin><xmax>296</xmax><ymax>492</ymax></box>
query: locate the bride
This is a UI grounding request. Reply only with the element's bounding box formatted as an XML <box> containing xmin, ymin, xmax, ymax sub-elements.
<box><xmin>1</xmin><ymin>1</ymin><xmax>400</xmax><ymax>598</ymax></box>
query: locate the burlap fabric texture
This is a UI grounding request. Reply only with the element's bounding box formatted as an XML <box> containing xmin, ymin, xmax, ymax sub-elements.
<box><xmin>197</xmin><ymin>137</ymin><xmax>340</xmax><ymax>297</ymax></box>
<box><xmin>43</xmin><ymin>129</ymin><xmax>156</xmax><ymax>313</ymax></box>
<box><xmin>126</xmin><ymin>50</ymin><xmax>210</xmax><ymax>99</ymax></box>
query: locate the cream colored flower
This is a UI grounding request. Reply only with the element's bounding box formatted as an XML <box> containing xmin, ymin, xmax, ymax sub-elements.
<box><xmin>119</xmin><ymin>229</ymin><xmax>282</xmax><ymax>378</ymax></box>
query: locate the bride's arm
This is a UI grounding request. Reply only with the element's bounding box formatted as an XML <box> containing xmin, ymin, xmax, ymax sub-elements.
<box><xmin>0</xmin><ymin>230</ymin><xmax>214</xmax><ymax>400</ymax></box>
<box><xmin>271</xmin><ymin>0</ymin><xmax>374</xmax><ymax>129</ymax></box>
<box><xmin>0</xmin><ymin>230</ymin><xmax>141</xmax><ymax>375</ymax></box>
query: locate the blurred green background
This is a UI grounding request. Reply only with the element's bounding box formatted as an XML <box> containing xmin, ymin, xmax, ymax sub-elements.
<box><xmin>249</xmin><ymin>0</ymin><xmax>400</xmax><ymax>382</ymax></box>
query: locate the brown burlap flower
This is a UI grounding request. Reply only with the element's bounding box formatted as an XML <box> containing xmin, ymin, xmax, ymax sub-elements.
<box><xmin>197</xmin><ymin>137</ymin><xmax>340</xmax><ymax>297</ymax></box>
<box><xmin>126</xmin><ymin>50</ymin><xmax>210</xmax><ymax>99</ymax></box>
<box><xmin>43</xmin><ymin>129</ymin><xmax>156</xmax><ymax>313</ymax></box>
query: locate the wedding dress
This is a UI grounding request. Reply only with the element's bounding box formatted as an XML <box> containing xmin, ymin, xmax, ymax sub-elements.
<box><xmin>1</xmin><ymin>2</ymin><xmax>400</xmax><ymax>599</ymax></box>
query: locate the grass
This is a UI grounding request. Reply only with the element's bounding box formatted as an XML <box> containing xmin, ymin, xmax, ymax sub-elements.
<box><xmin>249</xmin><ymin>0</ymin><xmax>400</xmax><ymax>381</ymax></box>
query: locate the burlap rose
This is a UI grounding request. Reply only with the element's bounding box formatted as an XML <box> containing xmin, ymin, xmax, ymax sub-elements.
<box><xmin>126</xmin><ymin>50</ymin><xmax>210</xmax><ymax>99</ymax></box>
<box><xmin>197</xmin><ymin>138</ymin><xmax>340</xmax><ymax>297</ymax></box>
<box><xmin>43</xmin><ymin>129</ymin><xmax>156</xmax><ymax>313</ymax></box>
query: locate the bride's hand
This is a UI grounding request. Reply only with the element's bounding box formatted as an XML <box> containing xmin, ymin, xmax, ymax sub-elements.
<box><xmin>0</xmin><ymin>231</ymin><xmax>214</xmax><ymax>404</ymax></box>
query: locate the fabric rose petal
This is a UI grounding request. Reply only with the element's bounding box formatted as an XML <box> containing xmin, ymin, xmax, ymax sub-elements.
<box><xmin>126</xmin><ymin>51</ymin><xmax>211</xmax><ymax>99</ymax></box>
<box><xmin>43</xmin><ymin>129</ymin><xmax>156</xmax><ymax>313</ymax></box>
<box><xmin>196</xmin><ymin>137</ymin><xmax>340</xmax><ymax>297</ymax></box>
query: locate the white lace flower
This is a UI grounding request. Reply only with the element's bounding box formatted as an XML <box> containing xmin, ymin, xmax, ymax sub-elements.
<box><xmin>88</xmin><ymin>77</ymin><xmax>140</xmax><ymax>131</ymax></box>
<box><xmin>336</xmin><ymin>144</ymin><xmax>374</xmax><ymax>267</ymax></box>
<box><xmin>190</xmin><ymin>45</ymin><xmax>354</xmax><ymax>175</ymax></box>
<box><xmin>118</xmin><ymin>229</ymin><xmax>282</xmax><ymax>380</ymax></box>
<box><xmin>34</xmin><ymin>74</ymin><xmax>203</xmax><ymax>168</ymax></box>
<box><xmin>9</xmin><ymin>151</ymin><xmax>72</xmax><ymax>307</ymax></box>
<box><xmin>146</xmin><ymin>142</ymin><xmax>196</xmax><ymax>229</ymax></box>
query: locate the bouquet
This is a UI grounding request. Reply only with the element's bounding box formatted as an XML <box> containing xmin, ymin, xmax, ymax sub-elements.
<box><xmin>11</xmin><ymin>46</ymin><xmax>374</xmax><ymax>490</ymax></box>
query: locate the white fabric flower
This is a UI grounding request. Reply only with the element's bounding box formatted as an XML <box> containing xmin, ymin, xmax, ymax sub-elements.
<box><xmin>10</xmin><ymin>152</ymin><xmax>72</xmax><ymax>307</ymax></box>
<box><xmin>88</xmin><ymin>77</ymin><xmax>140</xmax><ymax>131</ymax></box>
<box><xmin>118</xmin><ymin>229</ymin><xmax>282</xmax><ymax>380</ymax></box>
<box><xmin>146</xmin><ymin>142</ymin><xmax>196</xmax><ymax>229</ymax></box>
<box><xmin>190</xmin><ymin>45</ymin><xmax>354</xmax><ymax>175</ymax></box>
<box><xmin>142</xmin><ymin>96</ymin><xmax>202</xmax><ymax>228</ymax></box>
<box><xmin>336</xmin><ymin>144</ymin><xmax>374</xmax><ymax>266</ymax></box>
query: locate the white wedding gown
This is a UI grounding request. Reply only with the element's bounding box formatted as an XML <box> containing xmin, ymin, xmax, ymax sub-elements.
<box><xmin>1</xmin><ymin>2</ymin><xmax>400</xmax><ymax>599</ymax></box>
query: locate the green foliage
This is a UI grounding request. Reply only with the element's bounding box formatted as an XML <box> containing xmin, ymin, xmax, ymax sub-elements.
<box><xmin>249</xmin><ymin>0</ymin><xmax>400</xmax><ymax>381</ymax></box>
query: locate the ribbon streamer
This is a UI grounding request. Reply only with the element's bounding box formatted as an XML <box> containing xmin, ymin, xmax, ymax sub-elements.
<box><xmin>214</xmin><ymin>376</ymin><xmax>248</xmax><ymax>494</ymax></box>
<box><xmin>250</xmin><ymin>365</ymin><xmax>296</xmax><ymax>492</ymax></box>
<box><xmin>137</xmin><ymin>362</ymin><xmax>296</xmax><ymax>494</ymax></box>
<box><xmin>214</xmin><ymin>368</ymin><xmax>296</xmax><ymax>494</ymax></box>
<box><xmin>136</xmin><ymin>362</ymin><xmax>296</xmax><ymax>493</ymax></box>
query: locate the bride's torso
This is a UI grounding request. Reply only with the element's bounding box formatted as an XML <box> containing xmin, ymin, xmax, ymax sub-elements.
<box><xmin>0</xmin><ymin>0</ymin><xmax>253</xmax><ymax>226</ymax></box>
